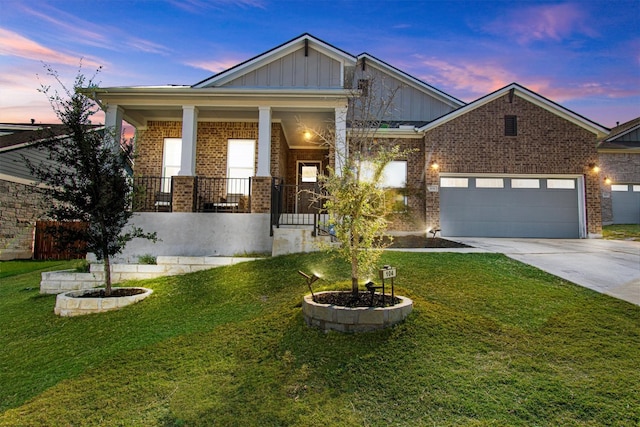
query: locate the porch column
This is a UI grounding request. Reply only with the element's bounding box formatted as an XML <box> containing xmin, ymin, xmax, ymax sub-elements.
<box><xmin>256</xmin><ymin>106</ymin><xmax>272</xmax><ymax>176</ymax></box>
<box><xmin>334</xmin><ymin>106</ymin><xmax>348</xmax><ymax>176</ymax></box>
<box><xmin>104</xmin><ymin>104</ymin><xmax>123</xmax><ymax>150</ymax></box>
<box><xmin>179</xmin><ymin>106</ymin><xmax>198</xmax><ymax>176</ymax></box>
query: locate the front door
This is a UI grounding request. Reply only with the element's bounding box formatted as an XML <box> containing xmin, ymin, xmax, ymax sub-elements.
<box><xmin>297</xmin><ymin>161</ymin><xmax>321</xmax><ymax>213</ymax></box>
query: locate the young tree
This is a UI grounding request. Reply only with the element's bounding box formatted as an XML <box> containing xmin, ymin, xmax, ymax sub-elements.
<box><xmin>27</xmin><ymin>66</ymin><xmax>156</xmax><ymax>296</ymax></box>
<box><xmin>306</xmin><ymin>75</ymin><xmax>409</xmax><ymax>299</ymax></box>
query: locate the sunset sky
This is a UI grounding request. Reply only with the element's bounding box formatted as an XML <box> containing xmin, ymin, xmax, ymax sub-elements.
<box><xmin>1</xmin><ymin>0</ymin><xmax>638</xmax><ymax>129</ymax></box>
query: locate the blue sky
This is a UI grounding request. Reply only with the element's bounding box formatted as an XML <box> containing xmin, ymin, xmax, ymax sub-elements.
<box><xmin>1</xmin><ymin>0</ymin><xmax>638</xmax><ymax>128</ymax></box>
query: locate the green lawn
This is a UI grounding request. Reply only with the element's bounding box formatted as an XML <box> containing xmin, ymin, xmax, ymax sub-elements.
<box><xmin>603</xmin><ymin>224</ymin><xmax>640</xmax><ymax>241</ymax></box>
<box><xmin>0</xmin><ymin>253</ymin><xmax>638</xmax><ymax>426</ymax></box>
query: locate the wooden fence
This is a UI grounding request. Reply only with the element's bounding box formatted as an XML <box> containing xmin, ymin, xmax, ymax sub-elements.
<box><xmin>34</xmin><ymin>221</ymin><xmax>88</xmax><ymax>260</ymax></box>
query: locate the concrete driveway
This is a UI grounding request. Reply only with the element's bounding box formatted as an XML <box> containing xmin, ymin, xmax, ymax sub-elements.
<box><xmin>453</xmin><ymin>238</ymin><xmax>640</xmax><ymax>306</ymax></box>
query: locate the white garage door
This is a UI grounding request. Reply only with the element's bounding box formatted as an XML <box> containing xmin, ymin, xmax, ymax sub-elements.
<box><xmin>440</xmin><ymin>176</ymin><xmax>582</xmax><ymax>238</ymax></box>
<box><xmin>611</xmin><ymin>184</ymin><xmax>640</xmax><ymax>224</ymax></box>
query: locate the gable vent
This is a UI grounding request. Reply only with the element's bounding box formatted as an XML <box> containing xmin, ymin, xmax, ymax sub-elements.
<box><xmin>505</xmin><ymin>115</ymin><xmax>517</xmax><ymax>136</ymax></box>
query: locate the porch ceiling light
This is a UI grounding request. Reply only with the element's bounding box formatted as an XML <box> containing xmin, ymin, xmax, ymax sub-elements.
<box><xmin>304</xmin><ymin>131</ymin><xmax>312</xmax><ymax>140</ymax></box>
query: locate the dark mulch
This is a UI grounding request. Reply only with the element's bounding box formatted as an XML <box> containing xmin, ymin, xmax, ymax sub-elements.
<box><xmin>77</xmin><ymin>288</ymin><xmax>146</xmax><ymax>298</ymax></box>
<box><xmin>314</xmin><ymin>291</ymin><xmax>400</xmax><ymax>307</ymax></box>
<box><xmin>385</xmin><ymin>235</ymin><xmax>471</xmax><ymax>248</ymax></box>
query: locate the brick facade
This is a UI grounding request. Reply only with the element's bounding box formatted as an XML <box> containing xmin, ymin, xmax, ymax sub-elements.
<box><xmin>423</xmin><ymin>93</ymin><xmax>602</xmax><ymax>235</ymax></box>
<box><xmin>0</xmin><ymin>179</ymin><xmax>46</xmax><ymax>260</ymax></box>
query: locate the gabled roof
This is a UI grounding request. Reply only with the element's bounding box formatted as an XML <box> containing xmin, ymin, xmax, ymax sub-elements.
<box><xmin>597</xmin><ymin>116</ymin><xmax>640</xmax><ymax>151</ymax></box>
<box><xmin>0</xmin><ymin>124</ymin><xmax>69</xmax><ymax>150</ymax></box>
<box><xmin>418</xmin><ymin>83</ymin><xmax>609</xmax><ymax>138</ymax></box>
<box><xmin>355</xmin><ymin>53</ymin><xmax>465</xmax><ymax>108</ymax></box>
<box><xmin>193</xmin><ymin>33</ymin><xmax>357</xmax><ymax>88</ymax></box>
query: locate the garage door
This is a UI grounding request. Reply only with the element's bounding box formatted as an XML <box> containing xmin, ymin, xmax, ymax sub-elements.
<box><xmin>440</xmin><ymin>176</ymin><xmax>581</xmax><ymax>238</ymax></box>
<box><xmin>611</xmin><ymin>184</ymin><xmax>640</xmax><ymax>224</ymax></box>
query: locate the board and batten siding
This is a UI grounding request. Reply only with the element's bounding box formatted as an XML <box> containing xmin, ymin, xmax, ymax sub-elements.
<box><xmin>352</xmin><ymin>64</ymin><xmax>457</xmax><ymax>122</ymax></box>
<box><xmin>223</xmin><ymin>46</ymin><xmax>343</xmax><ymax>89</ymax></box>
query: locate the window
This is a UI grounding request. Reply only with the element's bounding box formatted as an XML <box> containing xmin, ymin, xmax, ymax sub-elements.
<box><xmin>547</xmin><ymin>179</ymin><xmax>575</xmax><ymax>189</ymax></box>
<box><xmin>633</xmin><ymin>185</ymin><xmax>640</xmax><ymax>192</ymax></box>
<box><xmin>476</xmin><ymin>178</ymin><xmax>504</xmax><ymax>188</ymax></box>
<box><xmin>227</xmin><ymin>139</ymin><xmax>256</xmax><ymax>195</ymax></box>
<box><xmin>162</xmin><ymin>138</ymin><xmax>181</xmax><ymax>192</ymax></box>
<box><xmin>505</xmin><ymin>115</ymin><xmax>517</xmax><ymax>136</ymax></box>
<box><xmin>440</xmin><ymin>177</ymin><xmax>469</xmax><ymax>188</ymax></box>
<box><xmin>511</xmin><ymin>178</ymin><xmax>539</xmax><ymax>189</ymax></box>
<box><xmin>301</xmin><ymin>165</ymin><xmax>318</xmax><ymax>183</ymax></box>
<box><xmin>611</xmin><ymin>184</ymin><xmax>628</xmax><ymax>192</ymax></box>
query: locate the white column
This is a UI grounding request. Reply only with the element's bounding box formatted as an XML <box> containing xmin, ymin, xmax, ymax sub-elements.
<box><xmin>104</xmin><ymin>104</ymin><xmax>123</xmax><ymax>150</ymax></box>
<box><xmin>179</xmin><ymin>106</ymin><xmax>198</xmax><ymax>176</ymax></box>
<box><xmin>256</xmin><ymin>106</ymin><xmax>272</xmax><ymax>176</ymax></box>
<box><xmin>334</xmin><ymin>106</ymin><xmax>348</xmax><ymax>176</ymax></box>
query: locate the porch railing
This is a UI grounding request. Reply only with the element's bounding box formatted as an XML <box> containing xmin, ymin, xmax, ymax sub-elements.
<box><xmin>271</xmin><ymin>179</ymin><xmax>332</xmax><ymax>237</ymax></box>
<box><xmin>132</xmin><ymin>176</ymin><xmax>173</xmax><ymax>212</ymax></box>
<box><xmin>195</xmin><ymin>177</ymin><xmax>251</xmax><ymax>213</ymax></box>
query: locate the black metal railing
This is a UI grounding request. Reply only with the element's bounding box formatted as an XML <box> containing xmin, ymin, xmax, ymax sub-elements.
<box><xmin>195</xmin><ymin>177</ymin><xmax>251</xmax><ymax>213</ymax></box>
<box><xmin>132</xmin><ymin>176</ymin><xmax>173</xmax><ymax>212</ymax></box>
<box><xmin>271</xmin><ymin>179</ymin><xmax>331</xmax><ymax>237</ymax></box>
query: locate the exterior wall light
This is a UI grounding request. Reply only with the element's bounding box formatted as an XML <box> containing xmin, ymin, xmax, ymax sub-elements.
<box><xmin>588</xmin><ymin>163</ymin><xmax>600</xmax><ymax>173</ymax></box>
<box><xmin>604</xmin><ymin>177</ymin><xmax>612</xmax><ymax>185</ymax></box>
<box><xmin>430</xmin><ymin>161</ymin><xmax>439</xmax><ymax>170</ymax></box>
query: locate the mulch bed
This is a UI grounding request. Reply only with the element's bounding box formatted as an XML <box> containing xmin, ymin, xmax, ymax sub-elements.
<box><xmin>314</xmin><ymin>291</ymin><xmax>401</xmax><ymax>307</ymax></box>
<box><xmin>77</xmin><ymin>288</ymin><xmax>146</xmax><ymax>298</ymax></box>
<box><xmin>385</xmin><ymin>235</ymin><xmax>471</xmax><ymax>248</ymax></box>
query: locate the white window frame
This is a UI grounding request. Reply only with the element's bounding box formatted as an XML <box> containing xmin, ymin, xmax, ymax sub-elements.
<box><xmin>547</xmin><ymin>179</ymin><xmax>575</xmax><ymax>189</ymax></box>
<box><xmin>512</xmin><ymin>178</ymin><xmax>540</xmax><ymax>189</ymax></box>
<box><xmin>162</xmin><ymin>138</ymin><xmax>182</xmax><ymax>192</ymax></box>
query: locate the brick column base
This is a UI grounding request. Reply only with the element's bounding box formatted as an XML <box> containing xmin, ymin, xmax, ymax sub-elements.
<box><xmin>251</xmin><ymin>177</ymin><xmax>272</xmax><ymax>214</ymax></box>
<box><xmin>172</xmin><ymin>176</ymin><xmax>196</xmax><ymax>212</ymax></box>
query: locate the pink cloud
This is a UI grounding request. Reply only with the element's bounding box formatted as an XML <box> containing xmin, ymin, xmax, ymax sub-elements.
<box><xmin>185</xmin><ymin>59</ymin><xmax>244</xmax><ymax>73</ymax></box>
<box><xmin>0</xmin><ymin>28</ymin><xmax>100</xmax><ymax>67</ymax></box>
<box><xmin>418</xmin><ymin>58</ymin><xmax>517</xmax><ymax>99</ymax></box>
<box><xmin>483</xmin><ymin>3</ymin><xmax>599</xmax><ymax>44</ymax></box>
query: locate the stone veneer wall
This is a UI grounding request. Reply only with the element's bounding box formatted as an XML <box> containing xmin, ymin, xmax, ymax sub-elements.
<box><xmin>0</xmin><ymin>179</ymin><xmax>46</xmax><ymax>260</ymax></box>
<box><xmin>423</xmin><ymin>93</ymin><xmax>602</xmax><ymax>236</ymax></box>
<box><xmin>599</xmin><ymin>152</ymin><xmax>640</xmax><ymax>223</ymax></box>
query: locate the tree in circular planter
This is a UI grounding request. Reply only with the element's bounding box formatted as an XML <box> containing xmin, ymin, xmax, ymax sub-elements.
<box><xmin>304</xmin><ymin>74</ymin><xmax>414</xmax><ymax>305</ymax></box>
<box><xmin>26</xmin><ymin>65</ymin><xmax>156</xmax><ymax>298</ymax></box>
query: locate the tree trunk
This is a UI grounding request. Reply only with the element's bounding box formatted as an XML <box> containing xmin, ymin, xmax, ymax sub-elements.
<box><xmin>104</xmin><ymin>254</ymin><xmax>112</xmax><ymax>296</ymax></box>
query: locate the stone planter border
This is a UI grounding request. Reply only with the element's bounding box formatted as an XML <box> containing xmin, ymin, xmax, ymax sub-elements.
<box><xmin>54</xmin><ymin>287</ymin><xmax>153</xmax><ymax>317</ymax></box>
<box><xmin>302</xmin><ymin>291</ymin><xmax>413</xmax><ymax>333</ymax></box>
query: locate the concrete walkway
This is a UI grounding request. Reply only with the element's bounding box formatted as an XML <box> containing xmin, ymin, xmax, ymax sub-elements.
<box><xmin>391</xmin><ymin>238</ymin><xmax>640</xmax><ymax>306</ymax></box>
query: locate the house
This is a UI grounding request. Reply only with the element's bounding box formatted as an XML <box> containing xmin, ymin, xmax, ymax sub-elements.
<box><xmin>0</xmin><ymin>123</ymin><xmax>109</xmax><ymax>260</ymax></box>
<box><xmin>89</xmin><ymin>34</ymin><xmax>609</xmax><ymax>259</ymax></box>
<box><xmin>421</xmin><ymin>83</ymin><xmax>608</xmax><ymax>238</ymax></box>
<box><xmin>0</xmin><ymin>123</ymin><xmax>67</xmax><ymax>260</ymax></box>
<box><xmin>598</xmin><ymin>117</ymin><xmax>640</xmax><ymax>224</ymax></box>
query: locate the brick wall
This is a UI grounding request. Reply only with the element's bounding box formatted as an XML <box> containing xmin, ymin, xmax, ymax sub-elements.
<box><xmin>599</xmin><ymin>152</ymin><xmax>640</xmax><ymax>223</ymax></box>
<box><xmin>0</xmin><ymin>180</ymin><xmax>46</xmax><ymax>259</ymax></box>
<box><xmin>423</xmin><ymin>93</ymin><xmax>602</xmax><ymax>235</ymax></box>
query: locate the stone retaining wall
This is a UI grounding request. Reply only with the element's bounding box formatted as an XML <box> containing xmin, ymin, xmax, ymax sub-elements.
<box><xmin>40</xmin><ymin>256</ymin><xmax>259</xmax><ymax>294</ymax></box>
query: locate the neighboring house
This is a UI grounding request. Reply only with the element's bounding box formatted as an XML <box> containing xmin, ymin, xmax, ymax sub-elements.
<box><xmin>0</xmin><ymin>123</ymin><xmax>108</xmax><ymax>260</ymax></box>
<box><xmin>598</xmin><ymin>117</ymin><xmax>640</xmax><ymax>224</ymax></box>
<box><xmin>89</xmin><ymin>33</ymin><xmax>609</xmax><ymax>259</ymax></box>
<box><xmin>0</xmin><ymin>123</ymin><xmax>65</xmax><ymax>260</ymax></box>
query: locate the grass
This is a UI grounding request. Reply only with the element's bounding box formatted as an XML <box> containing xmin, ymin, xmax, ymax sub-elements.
<box><xmin>0</xmin><ymin>253</ymin><xmax>638</xmax><ymax>426</ymax></box>
<box><xmin>603</xmin><ymin>224</ymin><xmax>640</xmax><ymax>241</ymax></box>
